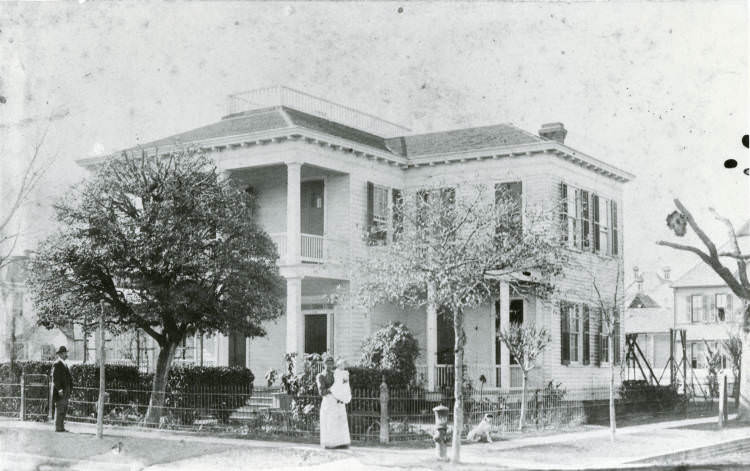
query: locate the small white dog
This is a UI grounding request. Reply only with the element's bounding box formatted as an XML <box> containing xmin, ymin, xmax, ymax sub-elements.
<box><xmin>467</xmin><ymin>413</ymin><xmax>493</xmax><ymax>443</ymax></box>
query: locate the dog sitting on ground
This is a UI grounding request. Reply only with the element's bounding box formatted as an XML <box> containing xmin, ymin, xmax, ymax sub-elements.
<box><xmin>466</xmin><ymin>413</ymin><xmax>493</xmax><ymax>443</ymax></box>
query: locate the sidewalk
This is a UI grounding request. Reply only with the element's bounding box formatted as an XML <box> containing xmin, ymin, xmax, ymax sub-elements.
<box><xmin>1</xmin><ymin>415</ymin><xmax>749</xmax><ymax>470</ymax></box>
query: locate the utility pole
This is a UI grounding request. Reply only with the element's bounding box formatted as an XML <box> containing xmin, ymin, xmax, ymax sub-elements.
<box><xmin>96</xmin><ymin>300</ymin><xmax>105</xmax><ymax>439</ymax></box>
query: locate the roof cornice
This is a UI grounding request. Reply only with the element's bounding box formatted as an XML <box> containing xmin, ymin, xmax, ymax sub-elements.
<box><xmin>77</xmin><ymin>128</ymin><xmax>634</xmax><ymax>183</ymax></box>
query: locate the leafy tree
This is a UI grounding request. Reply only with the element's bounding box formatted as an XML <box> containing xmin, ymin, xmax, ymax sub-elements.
<box><xmin>657</xmin><ymin>199</ymin><xmax>749</xmax><ymax>421</ymax></box>
<box><xmin>723</xmin><ymin>330</ymin><xmax>742</xmax><ymax>407</ymax></box>
<box><xmin>358</xmin><ymin>321</ymin><xmax>420</xmax><ymax>382</ymax></box>
<box><xmin>28</xmin><ymin>149</ymin><xmax>284</xmax><ymax>424</ymax></box>
<box><xmin>703</xmin><ymin>340</ymin><xmax>723</xmax><ymax>398</ymax></box>
<box><xmin>497</xmin><ymin>322</ymin><xmax>550</xmax><ymax>429</ymax></box>
<box><xmin>355</xmin><ymin>184</ymin><xmax>565</xmax><ymax>463</ymax></box>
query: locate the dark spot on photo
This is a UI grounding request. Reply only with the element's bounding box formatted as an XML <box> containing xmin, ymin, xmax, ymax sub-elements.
<box><xmin>724</xmin><ymin>159</ymin><xmax>737</xmax><ymax>169</ymax></box>
<box><xmin>0</xmin><ymin>96</ymin><xmax>5</xmax><ymax>104</ymax></box>
<box><xmin>397</xmin><ymin>7</ymin><xmax>403</xmax><ymax>13</ymax></box>
<box><xmin>742</xmin><ymin>134</ymin><xmax>748</xmax><ymax>148</ymax></box>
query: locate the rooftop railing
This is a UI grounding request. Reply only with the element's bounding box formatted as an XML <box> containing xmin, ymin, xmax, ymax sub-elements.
<box><xmin>226</xmin><ymin>86</ymin><xmax>410</xmax><ymax>138</ymax></box>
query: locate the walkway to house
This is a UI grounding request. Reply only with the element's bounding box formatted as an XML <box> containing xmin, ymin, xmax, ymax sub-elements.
<box><xmin>0</xmin><ymin>415</ymin><xmax>748</xmax><ymax>470</ymax></box>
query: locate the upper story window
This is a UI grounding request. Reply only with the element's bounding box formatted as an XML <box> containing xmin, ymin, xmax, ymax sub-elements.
<box><xmin>559</xmin><ymin>182</ymin><xmax>620</xmax><ymax>256</ymax></box>
<box><xmin>367</xmin><ymin>182</ymin><xmax>393</xmax><ymax>245</ymax></box>
<box><xmin>687</xmin><ymin>293</ymin><xmax>735</xmax><ymax>324</ymax></box>
<box><xmin>495</xmin><ymin>182</ymin><xmax>523</xmax><ymax>238</ymax></box>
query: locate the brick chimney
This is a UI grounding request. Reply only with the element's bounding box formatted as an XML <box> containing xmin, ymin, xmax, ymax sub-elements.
<box><xmin>539</xmin><ymin>122</ymin><xmax>567</xmax><ymax>144</ymax></box>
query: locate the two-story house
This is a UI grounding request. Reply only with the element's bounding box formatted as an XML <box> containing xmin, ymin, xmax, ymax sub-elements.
<box><xmin>79</xmin><ymin>87</ymin><xmax>633</xmax><ymax>392</ymax></box>
<box><xmin>671</xmin><ymin>220</ymin><xmax>749</xmax><ymax>385</ymax></box>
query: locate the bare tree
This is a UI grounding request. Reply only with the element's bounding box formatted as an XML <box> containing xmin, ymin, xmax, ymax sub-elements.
<box><xmin>0</xmin><ymin>131</ymin><xmax>54</xmax><ymax>268</ymax></box>
<box><xmin>497</xmin><ymin>323</ymin><xmax>551</xmax><ymax>430</ymax></box>
<box><xmin>723</xmin><ymin>330</ymin><xmax>742</xmax><ymax>408</ymax></box>
<box><xmin>592</xmin><ymin>266</ymin><xmax>622</xmax><ymax>442</ymax></box>
<box><xmin>657</xmin><ymin>199</ymin><xmax>749</xmax><ymax>421</ymax></box>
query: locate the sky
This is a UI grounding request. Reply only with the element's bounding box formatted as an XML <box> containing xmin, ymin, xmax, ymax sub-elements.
<box><xmin>1</xmin><ymin>1</ymin><xmax>748</xmax><ymax>285</ymax></box>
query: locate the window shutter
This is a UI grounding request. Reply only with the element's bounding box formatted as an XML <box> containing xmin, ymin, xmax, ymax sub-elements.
<box><xmin>592</xmin><ymin>195</ymin><xmax>600</xmax><ymax>253</ymax></box>
<box><xmin>611</xmin><ymin>201</ymin><xmax>619</xmax><ymax>255</ymax></box>
<box><xmin>702</xmin><ymin>295</ymin><xmax>709</xmax><ymax>322</ymax></box>
<box><xmin>366</xmin><ymin>182</ymin><xmax>375</xmax><ymax>240</ymax></box>
<box><xmin>392</xmin><ymin>188</ymin><xmax>403</xmax><ymax>242</ymax></box>
<box><xmin>594</xmin><ymin>308</ymin><xmax>602</xmax><ymax>366</ymax></box>
<box><xmin>709</xmin><ymin>295</ymin><xmax>716</xmax><ymax>322</ymax></box>
<box><xmin>581</xmin><ymin>190</ymin><xmax>590</xmax><ymax>251</ymax></box>
<box><xmin>560</xmin><ymin>303</ymin><xmax>570</xmax><ymax>365</ymax></box>
<box><xmin>613</xmin><ymin>310</ymin><xmax>621</xmax><ymax>364</ymax></box>
<box><xmin>582</xmin><ymin>304</ymin><xmax>590</xmax><ymax>365</ymax></box>
<box><xmin>727</xmin><ymin>295</ymin><xmax>734</xmax><ymax>321</ymax></box>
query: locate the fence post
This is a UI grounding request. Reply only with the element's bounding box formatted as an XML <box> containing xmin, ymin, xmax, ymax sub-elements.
<box><xmin>534</xmin><ymin>389</ymin><xmax>539</xmax><ymax>429</ymax></box>
<box><xmin>19</xmin><ymin>374</ymin><xmax>26</xmax><ymax>421</ymax></box>
<box><xmin>48</xmin><ymin>379</ymin><xmax>54</xmax><ymax>422</ymax></box>
<box><xmin>96</xmin><ymin>300</ymin><xmax>105</xmax><ymax>439</ymax></box>
<box><xmin>379</xmin><ymin>376</ymin><xmax>389</xmax><ymax>444</ymax></box>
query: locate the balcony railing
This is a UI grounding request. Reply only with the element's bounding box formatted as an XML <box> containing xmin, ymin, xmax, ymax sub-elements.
<box><xmin>269</xmin><ymin>232</ymin><xmax>348</xmax><ymax>265</ymax></box>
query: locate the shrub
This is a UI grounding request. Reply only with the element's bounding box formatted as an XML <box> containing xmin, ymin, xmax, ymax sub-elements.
<box><xmin>0</xmin><ymin>361</ymin><xmax>253</xmax><ymax>425</ymax></box>
<box><xmin>358</xmin><ymin>322</ymin><xmax>419</xmax><ymax>384</ymax></box>
<box><xmin>618</xmin><ymin>380</ymin><xmax>683</xmax><ymax>413</ymax></box>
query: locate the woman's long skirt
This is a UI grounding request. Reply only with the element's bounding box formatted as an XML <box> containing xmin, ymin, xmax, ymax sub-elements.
<box><xmin>319</xmin><ymin>394</ymin><xmax>351</xmax><ymax>448</ymax></box>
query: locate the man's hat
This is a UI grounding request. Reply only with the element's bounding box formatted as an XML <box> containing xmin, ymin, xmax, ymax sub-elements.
<box><xmin>56</xmin><ymin>346</ymin><xmax>68</xmax><ymax>354</ymax></box>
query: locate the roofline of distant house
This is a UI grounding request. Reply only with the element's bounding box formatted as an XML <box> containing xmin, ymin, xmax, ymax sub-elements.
<box><xmin>77</xmin><ymin>126</ymin><xmax>635</xmax><ymax>182</ymax></box>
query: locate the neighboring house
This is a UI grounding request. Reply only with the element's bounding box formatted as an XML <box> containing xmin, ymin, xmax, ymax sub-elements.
<box><xmin>0</xmin><ymin>255</ymin><xmax>75</xmax><ymax>363</ymax></box>
<box><xmin>78</xmin><ymin>86</ymin><xmax>634</xmax><ymax>391</ymax></box>
<box><xmin>671</xmin><ymin>220</ymin><xmax>749</xmax><ymax>387</ymax></box>
<box><xmin>623</xmin><ymin>266</ymin><xmax>674</xmax><ymax>381</ymax></box>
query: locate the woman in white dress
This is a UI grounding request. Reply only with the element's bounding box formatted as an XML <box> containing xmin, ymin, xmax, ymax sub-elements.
<box><xmin>316</xmin><ymin>357</ymin><xmax>351</xmax><ymax>448</ymax></box>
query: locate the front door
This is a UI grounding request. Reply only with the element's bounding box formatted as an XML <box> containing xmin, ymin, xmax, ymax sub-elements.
<box><xmin>301</xmin><ymin>180</ymin><xmax>324</xmax><ymax>236</ymax></box>
<box><xmin>304</xmin><ymin>314</ymin><xmax>328</xmax><ymax>354</ymax></box>
<box><xmin>228</xmin><ymin>333</ymin><xmax>246</xmax><ymax>367</ymax></box>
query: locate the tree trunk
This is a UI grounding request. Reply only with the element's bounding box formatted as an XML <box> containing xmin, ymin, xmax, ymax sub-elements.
<box><xmin>450</xmin><ymin>310</ymin><xmax>465</xmax><ymax>464</ymax></box>
<box><xmin>9</xmin><ymin>313</ymin><xmax>16</xmax><ymax>374</ymax></box>
<box><xmin>609</xmin><ymin>334</ymin><xmax>616</xmax><ymax>441</ymax></box>
<box><xmin>738</xmin><ymin>329</ymin><xmax>750</xmax><ymax>421</ymax></box>
<box><xmin>144</xmin><ymin>341</ymin><xmax>178</xmax><ymax>426</ymax></box>
<box><xmin>519</xmin><ymin>372</ymin><xmax>527</xmax><ymax>431</ymax></box>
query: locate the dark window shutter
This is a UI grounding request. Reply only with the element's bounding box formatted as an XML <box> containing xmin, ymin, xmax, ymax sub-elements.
<box><xmin>366</xmin><ymin>182</ymin><xmax>375</xmax><ymax>243</ymax></box>
<box><xmin>392</xmin><ymin>188</ymin><xmax>403</xmax><ymax>242</ymax></box>
<box><xmin>611</xmin><ymin>201</ymin><xmax>619</xmax><ymax>255</ymax></box>
<box><xmin>559</xmin><ymin>182</ymin><xmax>568</xmax><ymax>245</ymax></box>
<box><xmin>560</xmin><ymin>302</ymin><xmax>570</xmax><ymax>365</ymax></box>
<box><xmin>593</xmin><ymin>308</ymin><xmax>602</xmax><ymax>366</ymax></box>
<box><xmin>582</xmin><ymin>305</ymin><xmax>590</xmax><ymax>365</ymax></box>
<box><xmin>592</xmin><ymin>195</ymin><xmax>600</xmax><ymax>252</ymax></box>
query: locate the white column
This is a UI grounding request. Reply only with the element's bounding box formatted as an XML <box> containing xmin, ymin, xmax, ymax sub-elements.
<box><xmin>286</xmin><ymin>162</ymin><xmax>302</xmax><ymax>265</ymax></box>
<box><xmin>500</xmin><ymin>280</ymin><xmax>511</xmax><ymax>389</ymax></box>
<box><xmin>426</xmin><ymin>303</ymin><xmax>438</xmax><ymax>391</ymax></box>
<box><xmin>285</xmin><ymin>277</ymin><xmax>304</xmax><ymax>360</ymax></box>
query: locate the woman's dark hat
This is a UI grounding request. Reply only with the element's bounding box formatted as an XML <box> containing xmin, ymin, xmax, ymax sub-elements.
<box><xmin>56</xmin><ymin>346</ymin><xmax>68</xmax><ymax>354</ymax></box>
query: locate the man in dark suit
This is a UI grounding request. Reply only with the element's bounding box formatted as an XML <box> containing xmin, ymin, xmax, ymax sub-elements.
<box><xmin>51</xmin><ymin>346</ymin><xmax>73</xmax><ymax>432</ymax></box>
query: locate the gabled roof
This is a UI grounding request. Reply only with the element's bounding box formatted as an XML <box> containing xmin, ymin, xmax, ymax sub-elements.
<box><xmin>628</xmin><ymin>293</ymin><xmax>661</xmax><ymax>309</ymax></box>
<box><xmin>672</xmin><ymin>219</ymin><xmax>750</xmax><ymax>288</ymax></box>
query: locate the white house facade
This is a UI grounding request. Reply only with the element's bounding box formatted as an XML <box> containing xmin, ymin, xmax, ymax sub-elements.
<box><xmin>80</xmin><ymin>87</ymin><xmax>634</xmax><ymax>391</ymax></box>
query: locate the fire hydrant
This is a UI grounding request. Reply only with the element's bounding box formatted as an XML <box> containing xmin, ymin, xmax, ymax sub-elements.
<box><xmin>432</xmin><ymin>405</ymin><xmax>449</xmax><ymax>461</ymax></box>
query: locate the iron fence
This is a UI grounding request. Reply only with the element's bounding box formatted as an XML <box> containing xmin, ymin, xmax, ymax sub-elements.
<box><xmin>0</xmin><ymin>374</ymin><xmax>737</xmax><ymax>443</ymax></box>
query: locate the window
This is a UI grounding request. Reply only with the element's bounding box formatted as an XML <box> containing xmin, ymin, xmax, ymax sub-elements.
<box><xmin>558</xmin><ymin>181</ymin><xmax>619</xmax><ymax>256</ymax></box>
<box><xmin>716</xmin><ymin>294</ymin><xmax>731</xmax><ymax>322</ymax></box>
<box><xmin>580</xmin><ymin>190</ymin><xmax>591</xmax><ymax>250</ymax></box>
<box><xmin>367</xmin><ymin>182</ymin><xmax>390</xmax><ymax>244</ymax></box>
<box><xmin>582</xmin><ymin>305</ymin><xmax>590</xmax><ymax>365</ymax></box>
<box><xmin>12</xmin><ymin>293</ymin><xmax>23</xmax><ymax>317</ymax></box>
<box><xmin>569</xmin><ymin>305</ymin><xmax>580</xmax><ymax>363</ymax></box>
<box><xmin>690</xmin><ymin>343</ymin><xmax>706</xmax><ymax>369</ymax></box>
<box><xmin>495</xmin><ymin>181</ymin><xmax>523</xmax><ymax>239</ymax></box>
<box><xmin>612</xmin><ymin>309</ymin><xmax>621</xmax><ymax>364</ymax></box>
<box><xmin>175</xmin><ymin>336</ymin><xmax>196</xmax><ymax>361</ymax></box>
<box><xmin>691</xmin><ymin>295</ymin><xmax>704</xmax><ymax>322</ymax></box>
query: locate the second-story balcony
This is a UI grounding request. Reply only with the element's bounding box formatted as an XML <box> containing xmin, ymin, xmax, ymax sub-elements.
<box><xmin>270</xmin><ymin>232</ymin><xmax>348</xmax><ymax>265</ymax></box>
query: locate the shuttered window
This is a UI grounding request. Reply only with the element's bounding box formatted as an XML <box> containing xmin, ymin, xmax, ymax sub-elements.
<box><xmin>592</xmin><ymin>195</ymin><xmax>600</xmax><ymax>253</ymax></box>
<box><xmin>611</xmin><ymin>201</ymin><xmax>619</xmax><ymax>256</ymax></box>
<box><xmin>392</xmin><ymin>188</ymin><xmax>403</xmax><ymax>242</ymax></box>
<box><xmin>559</xmin><ymin>183</ymin><xmax>569</xmax><ymax>245</ymax></box>
<box><xmin>366</xmin><ymin>182</ymin><xmax>389</xmax><ymax>245</ymax></box>
<box><xmin>612</xmin><ymin>309</ymin><xmax>621</xmax><ymax>365</ymax></box>
<box><xmin>581</xmin><ymin>190</ymin><xmax>591</xmax><ymax>251</ymax></box>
